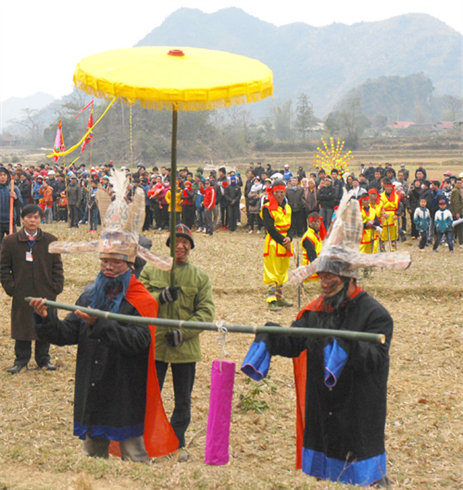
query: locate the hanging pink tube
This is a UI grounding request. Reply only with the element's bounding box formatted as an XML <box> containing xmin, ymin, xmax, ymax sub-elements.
<box><xmin>204</xmin><ymin>360</ymin><xmax>235</xmax><ymax>465</ymax></box>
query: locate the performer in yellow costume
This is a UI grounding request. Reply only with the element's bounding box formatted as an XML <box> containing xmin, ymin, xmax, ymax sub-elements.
<box><xmin>380</xmin><ymin>181</ymin><xmax>400</xmax><ymax>251</ymax></box>
<box><xmin>368</xmin><ymin>189</ymin><xmax>383</xmax><ymax>253</ymax></box>
<box><xmin>359</xmin><ymin>191</ymin><xmax>381</xmax><ymax>254</ymax></box>
<box><xmin>260</xmin><ymin>180</ymin><xmax>293</xmax><ymax>311</ymax></box>
<box><xmin>300</xmin><ymin>212</ymin><xmax>323</xmax><ymax>281</ymax></box>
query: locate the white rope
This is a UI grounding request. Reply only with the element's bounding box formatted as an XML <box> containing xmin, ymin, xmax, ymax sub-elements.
<box><xmin>216</xmin><ymin>320</ymin><xmax>229</xmax><ymax>372</ymax></box>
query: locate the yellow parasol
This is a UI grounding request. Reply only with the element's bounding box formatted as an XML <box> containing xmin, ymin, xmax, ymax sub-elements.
<box><xmin>73</xmin><ymin>46</ymin><xmax>273</xmax><ymax>288</ymax></box>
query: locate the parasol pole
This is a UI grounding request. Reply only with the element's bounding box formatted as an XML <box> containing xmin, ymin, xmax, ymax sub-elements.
<box><xmin>25</xmin><ymin>297</ymin><xmax>386</xmax><ymax>344</ymax></box>
<box><xmin>169</xmin><ymin>107</ymin><xmax>178</xmax><ymax>288</ymax></box>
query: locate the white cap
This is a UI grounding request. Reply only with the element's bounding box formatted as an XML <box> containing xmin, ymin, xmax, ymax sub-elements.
<box><xmin>121</xmin><ymin>166</ymin><xmax>127</xmax><ymax>170</ymax></box>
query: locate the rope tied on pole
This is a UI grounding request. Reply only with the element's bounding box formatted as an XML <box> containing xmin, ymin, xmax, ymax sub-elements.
<box><xmin>216</xmin><ymin>320</ymin><xmax>229</xmax><ymax>372</ymax></box>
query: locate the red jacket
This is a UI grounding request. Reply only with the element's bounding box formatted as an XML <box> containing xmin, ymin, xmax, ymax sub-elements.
<box><xmin>203</xmin><ymin>187</ymin><xmax>216</xmax><ymax>209</ymax></box>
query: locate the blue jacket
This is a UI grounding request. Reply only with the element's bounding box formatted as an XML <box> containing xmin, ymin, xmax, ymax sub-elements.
<box><xmin>283</xmin><ymin>170</ymin><xmax>293</xmax><ymax>182</ymax></box>
<box><xmin>431</xmin><ymin>189</ymin><xmax>446</xmax><ymax>214</ymax></box>
<box><xmin>33</xmin><ymin>182</ymin><xmax>43</xmax><ymax>201</ymax></box>
<box><xmin>434</xmin><ymin>209</ymin><xmax>453</xmax><ymax>233</ymax></box>
<box><xmin>413</xmin><ymin>206</ymin><xmax>430</xmax><ymax>232</ymax></box>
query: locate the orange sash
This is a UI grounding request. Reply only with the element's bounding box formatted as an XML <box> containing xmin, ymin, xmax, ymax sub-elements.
<box><xmin>109</xmin><ymin>275</ymin><xmax>179</xmax><ymax>458</ymax></box>
<box><xmin>292</xmin><ymin>286</ymin><xmax>363</xmax><ymax>469</ymax></box>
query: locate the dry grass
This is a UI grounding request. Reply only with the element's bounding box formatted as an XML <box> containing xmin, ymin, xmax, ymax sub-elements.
<box><xmin>1</xmin><ymin>157</ymin><xmax>462</xmax><ymax>490</ymax></box>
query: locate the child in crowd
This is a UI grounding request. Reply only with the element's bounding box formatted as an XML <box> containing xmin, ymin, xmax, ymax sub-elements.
<box><xmin>58</xmin><ymin>192</ymin><xmax>68</xmax><ymax>222</ymax></box>
<box><xmin>413</xmin><ymin>198</ymin><xmax>431</xmax><ymax>250</ymax></box>
<box><xmin>433</xmin><ymin>199</ymin><xmax>454</xmax><ymax>253</ymax></box>
<box><xmin>87</xmin><ymin>180</ymin><xmax>99</xmax><ymax>233</ymax></box>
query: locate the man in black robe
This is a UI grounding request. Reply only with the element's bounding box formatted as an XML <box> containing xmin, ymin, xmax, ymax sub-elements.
<box><xmin>242</xmin><ymin>250</ymin><xmax>394</xmax><ymax>488</ymax></box>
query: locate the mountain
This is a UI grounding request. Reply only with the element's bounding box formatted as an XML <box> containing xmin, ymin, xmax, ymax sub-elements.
<box><xmin>137</xmin><ymin>8</ymin><xmax>463</xmax><ymax>117</ymax></box>
<box><xmin>332</xmin><ymin>73</ymin><xmax>446</xmax><ymax>124</ymax></box>
<box><xmin>1</xmin><ymin>92</ymin><xmax>55</xmax><ymax>129</ymax></box>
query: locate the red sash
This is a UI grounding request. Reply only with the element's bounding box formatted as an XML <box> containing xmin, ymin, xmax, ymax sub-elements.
<box><xmin>109</xmin><ymin>275</ymin><xmax>179</xmax><ymax>458</ymax></box>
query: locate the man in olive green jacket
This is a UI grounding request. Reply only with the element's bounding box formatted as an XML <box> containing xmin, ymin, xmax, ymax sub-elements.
<box><xmin>140</xmin><ymin>224</ymin><xmax>214</xmax><ymax>458</ymax></box>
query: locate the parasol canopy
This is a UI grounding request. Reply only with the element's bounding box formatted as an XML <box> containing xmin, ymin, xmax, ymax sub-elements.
<box><xmin>73</xmin><ymin>46</ymin><xmax>273</xmax><ymax>111</ymax></box>
<box><xmin>72</xmin><ymin>45</ymin><xmax>273</xmax><ymax>297</ymax></box>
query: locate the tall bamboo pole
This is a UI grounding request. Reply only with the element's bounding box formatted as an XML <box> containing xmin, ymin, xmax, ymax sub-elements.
<box><xmin>170</xmin><ymin>107</ymin><xmax>178</xmax><ymax>287</ymax></box>
<box><xmin>25</xmin><ymin>297</ymin><xmax>386</xmax><ymax>344</ymax></box>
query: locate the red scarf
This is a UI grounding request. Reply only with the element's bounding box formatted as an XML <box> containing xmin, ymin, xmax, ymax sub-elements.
<box><xmin>267</xmin><ymin>184</ymin><xmax>286</xmax><ymax>211</ymax></box>
<box><xmin>109</xmin><ymin>275</ymin><xmax>178</xmax><ymax>458</ymax></box>
<box><xmin>293</xmin><ymin>285</ymin><xmax>363</xmax><ymax>469</ymax></box>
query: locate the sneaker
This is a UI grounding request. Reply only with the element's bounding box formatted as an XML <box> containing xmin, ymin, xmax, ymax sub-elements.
<box><xmin>432</xmin><ymin>249</ymin><xmax>438</xmax><ymax>253</ymax></box>
<box><xmin>221</xmin><ymin>226</ymin><xmax>227</xmax><ymax>231</ymax></box>
<box><xmin>277</xmin><ymin>298</ymin><xmax>294</xmax><ymax>307</ymax></box>
<box><xmin>203</xmin><ymin>228</ymin><xmax>207</xmax><ymax>233</ymax></box>
<box><xmin>449</xmin><ymin>250</ymin><xmax>454</xmax><ymax>253</ymax></box>
<box><xmin>197</xmin><ymin>227</ymin><xmax>203</xmax><ymax>232</ymax></box>
<box><xmin>86</xmin><ymin>230</ymin><xmax>92</xmax><ymax>233</ymax></box>
<box><xmin>248</xmin><ymin>230</ymin><xmax>253</xmax><ymax>234</ymax></box>
<box><xmin>268</xmin><ymin>301</ymin><xmax>282</xmax><ymax>312</ymax></box>
<box><xmin>256</xmin><ymin>230</ymin><xmax>261</xmax><ymax>234</ymax></box>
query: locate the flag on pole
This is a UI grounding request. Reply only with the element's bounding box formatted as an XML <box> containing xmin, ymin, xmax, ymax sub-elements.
<box><xmin>81</xmin><ymin>104</ymin><xmax>94</xmax><ymax>153</ymax></box>
<box><xmin>52</xmin><ymin>121</ymin><xmax>65</xmax><ymax>163</ymax></box>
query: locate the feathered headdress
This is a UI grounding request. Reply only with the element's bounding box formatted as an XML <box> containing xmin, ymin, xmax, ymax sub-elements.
<box><xmin>290</xmin><ymin>190</ymin><xmax>410</xmax><ymax>284</ymax></box>
<box><xmin>49</xmin><ymin>169</ymin><xmax>172</xmax><ymax>271</ymax></box>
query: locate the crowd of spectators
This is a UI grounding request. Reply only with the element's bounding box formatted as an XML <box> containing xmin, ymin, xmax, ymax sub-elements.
<box><xmin>2</xmin><ymin>159</ymin><xmax>462</xmax><ymax>249</ymax></box>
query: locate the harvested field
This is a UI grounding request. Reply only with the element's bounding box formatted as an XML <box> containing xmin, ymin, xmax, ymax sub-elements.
<box><xmin>0</xmin><ymin>156</ymin><xmax>462</xmax><ymax>490</ymax></box>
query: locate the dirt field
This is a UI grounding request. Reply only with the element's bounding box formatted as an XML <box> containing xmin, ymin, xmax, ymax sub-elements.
<box><xmin>0</xmin><ymin>154</ymin><xmax>462</xmax><ymax>490</ymax></box>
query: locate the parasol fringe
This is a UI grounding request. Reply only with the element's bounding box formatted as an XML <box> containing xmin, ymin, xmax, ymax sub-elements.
<box><xmin>74</xmin><ymin>80</ymin><xmax>273</xmax><ymax>112</ymax></box>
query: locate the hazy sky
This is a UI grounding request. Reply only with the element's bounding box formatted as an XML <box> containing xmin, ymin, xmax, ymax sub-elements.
<box><xmin>1</xmin><ymin>0</ymin><xmax>462</xmax><ymax>102</ymax></box>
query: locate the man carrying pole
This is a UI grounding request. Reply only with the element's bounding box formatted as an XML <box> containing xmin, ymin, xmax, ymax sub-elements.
<box><xmin>242</xmin><ymin>190</ymin><xmax>410</xmax><ymax>488</ymax></box>
<box><xmin>140</xmin><ymin>224</ymin><xmax>215</xmax><ymax>461</ymax></box>
<box><xmin>0</xmin><ymin>166</ymin><xmax>22</xmax><ymax>249</ymax></box>
<box><xmin>29</xmin><ymin>170</ymin><xmax>177</xmax><ymax>462</ymax></box>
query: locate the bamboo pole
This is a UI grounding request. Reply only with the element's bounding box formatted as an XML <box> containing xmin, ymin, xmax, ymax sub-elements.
<box><xmin>25</xmin><ymin>297</ymin><xmax>386</xmax><ymax>344</ymax></box>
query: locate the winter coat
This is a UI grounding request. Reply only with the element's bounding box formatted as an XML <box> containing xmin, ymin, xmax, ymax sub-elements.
<box><xmin>450</xmin><ymin>187</ymin><xmax>463</xmax><ymax>218</ymax></box>
<box><xmin>413</xmin><ymin>207</ymin><xmax>431</xmax><ymax>232</ymax></box>
<box><xmin>33</xmin><ymin>182</ymin><xmax>43</xmax><ymax>201</ymax></box>
<box><xmin>67</xmin><ymin>182</ymin><xmax>82</xmax><ymax>206</ymax></box>
<box><xmin>35</xmin><ymin>294</ymin><xmax>151</xmax><ymax>439</ymax></box>
<box><xmin>318</xmin><ymin>185</ymin><xmax>336</xmax><ymax>209</ymax></box>
<box><xmin>140</xmin><ymin>260</ymin><xmax>214</xmax><ymax>363</ymax></box>
<box><xmin>0</xmin><ymin>228</ymin><xmax>64</xmax><ymax>340</ymax></box>
<box><xmin>247</xmin><ymin>188</ymin><xmax>263</xmax><ymax>214</ymax></box>
<box><xmin>224</xmin><ymin>184</ymin><xmax>241</xmax><ymax>206</ymax></box>
<box><xmin>286</xmin><ymin>185</ymin><xmax>304</xmax><ymax>213</ymax></box>
<box><xmin>0</xmin><ymin>182</ymin><xmax>22</xmax><ymax>223</ymax></box>
<box><xmin>18</xmin><ymin>179</ymin><xmax>31</xmax><ymax>203</ymax></box>
<box><xmin>434</xmin><ymin>209</ymin><xmax>453</xmax><ymax>233</ymax></box>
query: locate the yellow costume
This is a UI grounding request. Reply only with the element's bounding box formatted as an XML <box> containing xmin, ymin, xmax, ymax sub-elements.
<box><xmin>380</xmin><ymin>190</ymin><xmax>399</xmax><ymax>243</ymax></box>
<box><xmin>260</xmin><ymin>200</ymin><xmax>293</xmax><ymax>305</ymax></box>
<box><xmin>360</xmin><ymin>205</ymin><xmax>378</xmax><ymax>254</ymax></box>
<box><xmin>166</xmin><ymin>189</ymin><xmax>182</xmax><ymax>213</ymax></box>
<box><xmin>300</xmin><ymin>227</ymin><xmax>322</xmax><ymax>280</ymax></box>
